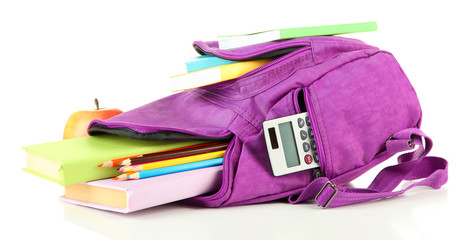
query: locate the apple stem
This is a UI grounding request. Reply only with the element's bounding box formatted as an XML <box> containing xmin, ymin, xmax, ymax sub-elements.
<box><xmin>94</xmin><ymin>98</ymin><xmax>99</xmax><ymax>110</ymax></box>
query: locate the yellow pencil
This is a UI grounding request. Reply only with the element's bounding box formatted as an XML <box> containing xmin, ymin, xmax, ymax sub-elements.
<box><xmin>120</xmin><ymin>150</ymin><xmax>226</xmax><ymax>172</ymax></box>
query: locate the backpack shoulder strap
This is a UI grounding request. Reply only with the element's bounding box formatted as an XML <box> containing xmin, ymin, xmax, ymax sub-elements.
<box><xmin>289</xmin><ymin>128</ymin><xmax>448</xmax><ymax>208</ymax></box>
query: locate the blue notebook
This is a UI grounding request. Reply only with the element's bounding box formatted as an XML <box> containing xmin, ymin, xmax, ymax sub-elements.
<box><xmin>186</xmin><ymin>55</ymin><xmax>238</xmax><ymax>72</ymax></box>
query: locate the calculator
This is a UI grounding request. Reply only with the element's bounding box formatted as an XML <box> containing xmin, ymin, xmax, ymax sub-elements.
<box><xmin>263</xmin><ymin>112</ymin><xmax>320</xmax><ymax>176</ymax></box>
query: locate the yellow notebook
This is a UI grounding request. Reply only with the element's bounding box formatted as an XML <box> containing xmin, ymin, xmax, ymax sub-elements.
<box><xmin>170</xmin><ymin>58</ymin><xmax>272</xmax><ymax>91</ymax></box>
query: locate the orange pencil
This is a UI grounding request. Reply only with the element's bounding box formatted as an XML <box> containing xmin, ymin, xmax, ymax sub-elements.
<box><xmin>113</xmin><ymin>171</ymin><xmax>137</xmax><ymax>181</ymax></box>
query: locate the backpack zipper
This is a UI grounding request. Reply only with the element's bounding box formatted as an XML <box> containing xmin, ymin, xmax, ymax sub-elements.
<box><xmin>193</xmin><ymin>39</ymin><xmax>311</xmax><ymax>61</ymax></box>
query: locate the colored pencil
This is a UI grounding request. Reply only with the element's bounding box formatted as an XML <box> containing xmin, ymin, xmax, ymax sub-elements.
<box><xmin>112</xmin><ymin>171</ymin><xmax>137</xmax><ymax>181</ymax></box>
<box><xmin>119</xmin><ymin>141</ymin><xmax>230</xmax><ymax>166</ymax></box>
<box><xmin>98</xmin><ymin>155</ymin><xmax>142</xmax><ymax>168</ymax></box>
<box><xmin>127</xmin><ymin>157</ymin><xmax>224</xmax><ymax>180</ymax></box>
<box><xmin>120</xmin><ymin>150</ymin><xmax>226</xmax><ymax>172</ymax></box>
<box><xmin>98</xmin><ymin>141</ymin><xmax>225</xmax><ymax>167</ymax></box>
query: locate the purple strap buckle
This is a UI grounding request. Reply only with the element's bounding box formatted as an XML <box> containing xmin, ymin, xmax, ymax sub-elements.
<box><xmin>315</xmin><ymin>181</ymin><xmax>338</xmax><ymax>208</ymax></box>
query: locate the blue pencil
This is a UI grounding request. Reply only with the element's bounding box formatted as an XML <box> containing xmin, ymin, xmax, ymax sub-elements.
<box><xmin>127</xmin><ymin>157</ymin><xmax>224</xmax><ymax>180</ymax></box>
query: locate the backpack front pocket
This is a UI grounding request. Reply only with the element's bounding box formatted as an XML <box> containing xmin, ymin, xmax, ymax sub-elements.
<box><xmin>304</xmin><ymin>51</ymin><xmax>422</xmax><ymax>183</ymax></box>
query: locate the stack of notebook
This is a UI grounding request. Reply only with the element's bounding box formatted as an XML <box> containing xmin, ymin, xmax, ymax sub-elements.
<box><xmin>169</xmin><ymin>21</ymin><xmax>377</xmax><ymax>92</ymax></box>
<box><xmin>23</xmin><ymin>135</ymin><xmax>228</xmax><ymax>213</ymax></box>
<box><xmin>23</xmin><ymin>21</ymin><xmax>377</xmax><ymax>213</ymax></box>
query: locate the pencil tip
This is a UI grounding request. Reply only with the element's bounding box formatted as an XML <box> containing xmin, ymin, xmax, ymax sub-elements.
<box><xmin>126</xmin><ymin>172</ymin><xmax>139</xmax><ymax>180</ymax></box>
<box><xmin>113</xmin><ymin>173</ymin><xmax>130</xmax><ymax>180</ymax></box>
<box><xmin>119</xmin><ymin>159</ymin><xmax>130</xmax><ymax>166</ymax></box>
<box><xmin>99</xmin><ymin>161</ymin><xmax>114</xmax><ymax>168</ymax></box>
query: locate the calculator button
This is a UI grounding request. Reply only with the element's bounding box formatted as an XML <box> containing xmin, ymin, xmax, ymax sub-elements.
<box><xmin>303</xmin><ymin>142</ymin><xmax>310</xmax><ymax>152</ymax></box>
<box><xmin>305</xmin><ymin>116</ymin><xmax>310</xmax><ymax>127</ymax></box>
<box><xmin>298</xmin><ymin>118</ymin><xmax>305</xmax><ymax>128</ymax></box>
<box><xmin>300</xmin><ymin>130</ymin><xmax>308</xmax><ymax>140</ymax></box>
<box><xmin>304</xmin><ymin>154</ymin><xmax>313</xmax><ymax>164</ymax></box>
<box><xmin>308</xmin><ymin>128</ymin><xmax>314</xmax><ymax>138</ymax></box>
<box><xmin>313</xmin><ymin>152</ymin><xmax>319</xmax><ymax>163</ymax></box>
<box><xmin>311</xmin><ymin>140</ymin><xmax>317</xmax><ymax>151</ymax></box>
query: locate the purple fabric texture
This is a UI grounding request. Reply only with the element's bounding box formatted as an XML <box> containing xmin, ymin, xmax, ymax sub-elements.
<box><xmin>88</xmin><ymin>36</ymin><xmax>447</xmax><ymax>208</ymax></box>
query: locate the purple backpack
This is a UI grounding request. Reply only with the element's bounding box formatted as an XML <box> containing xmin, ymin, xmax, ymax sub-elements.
<box><xmin>89</xmin><ymin>36</ymin><xmax>448</xmax><ymax>208</ymax></box>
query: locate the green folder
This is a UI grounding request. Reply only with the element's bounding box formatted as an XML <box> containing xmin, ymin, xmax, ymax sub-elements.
<box><xmin>23</xmin><ymin>134</ymin><xmax>207</xmax><ymax>186</ymax></box>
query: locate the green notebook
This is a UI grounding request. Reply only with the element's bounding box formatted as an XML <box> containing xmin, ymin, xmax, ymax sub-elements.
<box><xmin>23</xmin><ymin>135</ymin><xmax>207</xmax><ymax>186</ymax></box>
<box><xmin>218</xmin><ymin>22</ymin><xmax>377</xmax><ymax>49</ymax></box>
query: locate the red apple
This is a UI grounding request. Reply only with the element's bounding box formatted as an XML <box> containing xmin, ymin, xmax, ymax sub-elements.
<box><xmin>63</xmin><ymin>99</ymin><xmax>123</xmax><ymax>139</ymax></box>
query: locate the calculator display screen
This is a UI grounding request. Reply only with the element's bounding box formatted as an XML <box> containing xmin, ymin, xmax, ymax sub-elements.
<box><xmin>278</xmin><ymin>122</ymin><xmax>300</xmax><ymax>167</ymax></box>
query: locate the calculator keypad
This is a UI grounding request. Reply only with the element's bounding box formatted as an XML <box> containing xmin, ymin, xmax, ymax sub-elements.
<box><xmin>298</xmin><ymin>116</ymin><xmax>317</xmax><ymax>166</ymax></box>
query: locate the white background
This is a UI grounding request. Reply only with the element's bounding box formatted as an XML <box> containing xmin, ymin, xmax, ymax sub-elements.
<box><xmin>1</xmin><ymin>1</ymin><xmax>463</xmax><ymax>239</ymax></box>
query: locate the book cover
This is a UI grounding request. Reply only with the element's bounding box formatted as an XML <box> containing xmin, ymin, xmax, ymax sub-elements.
<box><xmin>170</xmin><ymin>58</ymin><xmax>272</xmax><ymax>91</ymax></box>
<box><xmin>218</xmin><ymin>22</ymin><xmax>378</xmax><ymax>49</ymax></box>
<box><xmin>186</xmin><ymin>55</ymin><xmax>238</xmax><ymax>72</ymax></box>
<box><xmin>61</xmin><ymin>165</ymin><xmax>223</xmax><ymax>213</ymax></box>
<box><xmin>23</xmin><ymin>134</ymin><xmax>207</xmax><ymax>185</ymax></box>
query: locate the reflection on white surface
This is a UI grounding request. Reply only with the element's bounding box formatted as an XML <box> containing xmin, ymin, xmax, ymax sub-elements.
<box><xmin>63</xmin><ymin>186</ymin><xmax>452</xmax><ymax>240</ymax></box>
